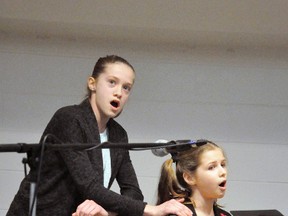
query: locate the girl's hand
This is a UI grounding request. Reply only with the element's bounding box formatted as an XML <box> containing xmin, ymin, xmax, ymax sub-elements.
<box><xmin>143</xmin><ymin>198</ymin><xmax>192</xmax><ymax>216</ymax></box>
<box><xmin>72</xmin><ymin>199</ymin><xmax>108</xmax><ymax>216</ymax></box>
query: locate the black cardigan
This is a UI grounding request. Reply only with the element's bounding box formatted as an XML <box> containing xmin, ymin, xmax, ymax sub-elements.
<box><xmin>7</xmin><ymin>99</ymin><xmax>146</xmax><ymax>216</ymax></box>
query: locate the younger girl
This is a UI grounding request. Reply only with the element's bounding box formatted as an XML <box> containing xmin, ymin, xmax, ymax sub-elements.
<box><xmin>157</xmin><ymin>140</ymin><xmax>232</xmax><ymax>216</ymax></box>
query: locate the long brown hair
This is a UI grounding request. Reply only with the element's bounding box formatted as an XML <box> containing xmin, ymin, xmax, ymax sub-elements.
<box><xmin>156</xmin><ymin>140</ymin><xmax>224</xmax><ymax>205</ymax></box>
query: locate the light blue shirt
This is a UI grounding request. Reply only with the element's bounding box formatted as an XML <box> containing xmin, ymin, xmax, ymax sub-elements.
<box><xmin>100</xmin><ymin>129</ymin><xmax>111</xmax><ymax>188</ymax></box>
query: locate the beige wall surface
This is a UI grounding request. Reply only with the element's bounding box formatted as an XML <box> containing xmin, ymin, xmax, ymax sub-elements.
<box><xmin>1</xmin><ymin>36</ymin><xmax>288</xmax><ymax>215</ymax></box>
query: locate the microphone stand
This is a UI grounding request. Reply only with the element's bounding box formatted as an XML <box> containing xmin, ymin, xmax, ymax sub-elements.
<box><xmin>0</xmin><ymin>143</ymin><xmax>43</xmax><ymax>216</ymax></box>
<box><xmin>0</xmin><ymin>142</ymin><xmax>174</xmax><ymax>152</ymax></box>
<box><xmin>0</xmin><ymin>141</ymin><xmax>176</xmax><ymax>216</ymax></box>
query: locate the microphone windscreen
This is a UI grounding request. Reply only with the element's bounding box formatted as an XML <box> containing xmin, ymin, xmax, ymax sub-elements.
<box><xmin>155</xmin><ymin>139</ymin><xmax>169</xmax><ymax>143</ymax></box>
<box><xmin>151</xmin><ymin>139</ymin><xmax>169</xmax><ymax>157</ymax></box>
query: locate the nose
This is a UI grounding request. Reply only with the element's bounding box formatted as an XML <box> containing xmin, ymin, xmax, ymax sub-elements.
<box><xmin>219</xmin><ymin>166</ymin><xmax>227</xmax><ymax>177</ymax></box>
<box><xmin>113</xmin><ymin>86</ymin><xmax>122</xmax><ymax>98</ymax></box>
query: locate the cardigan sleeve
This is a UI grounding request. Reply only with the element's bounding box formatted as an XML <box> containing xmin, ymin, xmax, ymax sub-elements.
<box><xmin>107</xmin><ymin>119</ymin><xmax>144</xmax><ymax>201</ymax></box>
<box><xmin>116</xmin><ymin>150</ymin><xmax>144</xmax><ymax>200</ymax></box>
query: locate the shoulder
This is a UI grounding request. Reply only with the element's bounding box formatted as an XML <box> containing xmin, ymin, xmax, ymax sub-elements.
<box><xmin>53</xmin><ymin>99</ymin><xmax>91</xmax><ymax>120</ymax></box>
<box><xmin>43</xmin><ymin>104</ymin><xmax>83</xmax><ymax>132</ymax></box>
<box><xmin>215</xmin><ymin>206</ymin><xmax>233</xmax><ymax>216</ymax></box>
<box><xmin>47</xmin><ymin>105</ymin><xmax>81</xmax><ymax>128</ymax></box>
<box><xmin>55</xmin><ymin>104</ymin><xmax>79</xmax><ymax>116</ymax></box>
<box><xmin>184</xmin><ymin>203</ymin><xmax>196</xmax><ymax>215</ymax></box>
<box><xmin>45</xmin><ymin>101</ymin><xmax>94</xmax><ymax>133</ymax></box>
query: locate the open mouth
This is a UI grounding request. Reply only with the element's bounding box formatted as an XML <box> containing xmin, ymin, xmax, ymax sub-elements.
<box><xmin>219</xmin><ymin>180</ymin><xmax>226</xmax><ymax>188</ymax></box>
<box><xmin>110</xmin><ymin>100</ymin><xmax>119</xmax><ymax>108</ymax></box>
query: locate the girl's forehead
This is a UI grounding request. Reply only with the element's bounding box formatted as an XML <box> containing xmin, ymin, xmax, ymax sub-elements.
<box><xmin>199</xmin><ymin>148</ymin><xmax>225</xmax><ymax>163</ymax></box>
<box><xmin>105</xmin><ymin>63</ymin><xmax>134</xmax><ymax>75</ymax></box>
<box><xmin>104</xmin><ymin>62</ymin><xmax>133</xmax><ymax>71</ymax></box>
<box><xmin>99</xmin><ymin>63</ymin><xmax>134</xmax><ymax>81</ymax></box>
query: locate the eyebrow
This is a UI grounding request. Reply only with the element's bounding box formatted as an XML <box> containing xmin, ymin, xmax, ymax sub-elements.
<box><xmin>206</xmin><ymin>158</ymin><xmax>226</xmax><ymax>165</ymax></box>
<box><xmin>108</xmin><ymin>75</ymin><xmax>134</xmax><ymax>86</ymax></box>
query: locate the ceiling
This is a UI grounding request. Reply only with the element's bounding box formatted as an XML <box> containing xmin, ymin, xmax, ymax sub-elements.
<box><xmin>1</xmin><ymin>0</ymin><xmax>288</xmax><ymax>49</ymax></box>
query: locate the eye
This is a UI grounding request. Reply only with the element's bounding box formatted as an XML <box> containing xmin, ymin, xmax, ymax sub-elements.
<box><xmin>123</xmin><ymin>85</ymin><xmax>132</xmax><ymax>93</ymax></box>
<box><xmin>208</xmin><ymin>165</ymin><xmax>215</xmax><ymax>170</ymax></box>
<box><xmin>108</xmin><ymin>79</ymin><xmax>116</xmax><ymax>86</ymax></box>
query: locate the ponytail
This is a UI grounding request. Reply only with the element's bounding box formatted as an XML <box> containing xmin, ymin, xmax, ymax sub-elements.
<box><xmin>156</xmin><ymin>159</ymin><xmax>189</xmax><ymax>204</ymax></box>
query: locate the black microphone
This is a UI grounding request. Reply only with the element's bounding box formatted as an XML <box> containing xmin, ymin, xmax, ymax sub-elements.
<box><xmin>151</xmin><ymin>139</ymin><xmax>207</xmax><ymax>157</ymax></box>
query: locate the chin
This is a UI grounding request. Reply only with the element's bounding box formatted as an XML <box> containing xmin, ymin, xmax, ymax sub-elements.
<box><xmin>218</xmin><ymin>193</ymin><xmax>225</xmax><ymax>199</ymax></box>
<box><xmin>114</xmin><ymin>110</ymin><xmax>122</xmax><ymax>118</ymax></box>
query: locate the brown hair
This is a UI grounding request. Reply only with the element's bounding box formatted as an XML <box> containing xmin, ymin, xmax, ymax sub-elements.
<box><xmin>156</xmin><ymin>140</ymin><xmax>225</xmax><ymax>205</ymax></box>
<box><xmin>86</xmin><ymin>55</ymin><xmax>135</xmax><ymax>98</ymax></box>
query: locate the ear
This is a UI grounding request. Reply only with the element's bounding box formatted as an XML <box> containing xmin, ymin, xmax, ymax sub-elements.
<box><xmin>183</xmin><ymin>172</ymin><xmax>196</xmax><ymax>186</ymax></box>
<box><xmin>87</xmin><ymin>77</ymin><xmax>96</xmax><ymax>91</ymax></box>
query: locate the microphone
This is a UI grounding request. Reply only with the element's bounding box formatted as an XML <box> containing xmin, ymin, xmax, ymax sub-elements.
<box><xmin>151</xmin><ymin>139</ymin><xmax>170</xmax><ymax>157</ymax></box>
<box><xmin>151</xmin><ymin>139</ymin><xmax>207</xmax><ymax>157</ymax></box>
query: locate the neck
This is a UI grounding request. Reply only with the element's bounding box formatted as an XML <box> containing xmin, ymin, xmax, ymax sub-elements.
<box><xmin>195</xmin><ymin>205</ymin><xmax>214</xmax><ymax>216</ymax></box>
<box><xmin>98</xmin><ymin>121</ymin><xmax>108</xmax><ymax>133</ymax></box>
<box><xmin>89</xmin><ymin>98</ymin><xmax>109</xmax><ymax>133</ymax></box>
<box><xmin>96</xmin><ymin>114</ymin><xmax>109</xmax><ymax>133</ymax></box>
<box><xmin>190</xmin><ymin>194</ymin><xmax>216</xmax><ymax>216</ymax></box>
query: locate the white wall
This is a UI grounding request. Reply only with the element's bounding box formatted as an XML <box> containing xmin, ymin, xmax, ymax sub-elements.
<box><xmin>1</xmin><ymin>35</ymin><xmax>288</xmax><ymax>215</ymax></box>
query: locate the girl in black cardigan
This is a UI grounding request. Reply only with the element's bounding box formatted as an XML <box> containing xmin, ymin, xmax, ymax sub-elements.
<box><xmin>7</xmin><ymin>55</ymin><xmax>191</xmax><ymax>216</ymax></box>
